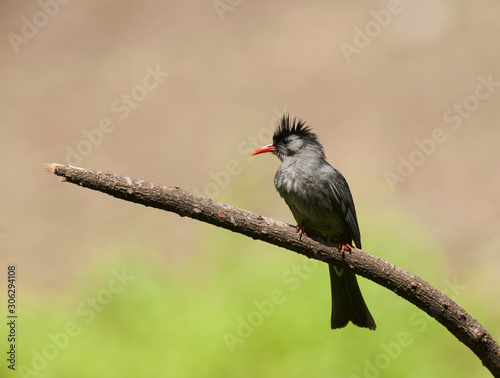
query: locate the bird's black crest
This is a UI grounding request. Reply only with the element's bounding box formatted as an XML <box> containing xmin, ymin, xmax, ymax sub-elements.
<box><xmin>273</xmin><ymin>114</ymin><xmax>316</xmax><ymax>145</ymax></box>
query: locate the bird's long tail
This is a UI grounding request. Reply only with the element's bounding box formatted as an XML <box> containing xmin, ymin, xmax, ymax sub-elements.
<box><xmin>329</xmin><ymin>264</ymin><xmax>376</xmax><ymax>330</ymax></box>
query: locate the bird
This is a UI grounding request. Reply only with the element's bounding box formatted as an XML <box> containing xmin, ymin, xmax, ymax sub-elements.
<box><xmin>251</xmin><ymin>114</ymin><xmax>376</xmax><ymax>330</ymax></box>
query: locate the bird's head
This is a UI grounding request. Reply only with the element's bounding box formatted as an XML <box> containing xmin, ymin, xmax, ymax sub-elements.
<box><xmin>251</xmin><ymin>114</ymin><xmax>325</xmax><ymax>161</ymax></box>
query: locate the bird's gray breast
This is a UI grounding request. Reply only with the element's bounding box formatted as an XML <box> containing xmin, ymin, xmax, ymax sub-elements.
<box><xmin>274</xmin><ymin>159</ymin><xmax>346</xmax><ymax>238</ymax></box>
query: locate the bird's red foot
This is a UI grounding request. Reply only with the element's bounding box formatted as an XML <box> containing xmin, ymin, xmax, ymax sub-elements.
<box><xmin>296</xmin><ymin>223</ymin><xmax>305</xmax><ymax>240</ymax></box>
<box><xmin>340</xmin><ymin>243</ymin><xmax>353</xmax><ymax>253</ymax></box>
<box><xmin>339</xmin><ymin>235</ymin><xmax>353</xmax><ymax>254</ymax></box>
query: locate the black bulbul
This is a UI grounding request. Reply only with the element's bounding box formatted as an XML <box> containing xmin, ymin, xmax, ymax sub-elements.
<box><xmin>251</xmin><ymin>114</ymin><xmax>376</xmax><ymax>330</ymax></box>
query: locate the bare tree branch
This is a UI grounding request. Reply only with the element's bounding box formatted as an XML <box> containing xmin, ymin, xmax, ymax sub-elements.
<box><xmin>45</xmin><ymin>163</ymin><xmax>500</xmax><ymax>376</ymax></box>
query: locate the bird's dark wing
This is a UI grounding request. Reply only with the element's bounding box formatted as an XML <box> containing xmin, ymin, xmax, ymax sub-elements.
<box><xmin>323</xmin><ymin>165</ymin><xmax>362</xmax><ymax>249</ymax></box>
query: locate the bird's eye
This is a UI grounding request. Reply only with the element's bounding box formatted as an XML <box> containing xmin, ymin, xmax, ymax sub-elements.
<box><xmin>282</xmin><ymin>138</ymin><xmax>288</xmax><ymax>144</ymax></box>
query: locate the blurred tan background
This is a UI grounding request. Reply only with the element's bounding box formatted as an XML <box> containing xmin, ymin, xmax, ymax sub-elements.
<box><xmin>1</xmin><ymin>0</ymin><xmax>500</xmax><ymax>376</ymax></box>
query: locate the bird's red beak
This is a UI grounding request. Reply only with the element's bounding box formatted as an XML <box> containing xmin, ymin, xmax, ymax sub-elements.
<box><xmin>251</xmin><ymin>144</ymin><xmax>276</xmax><ymax>156</ymax></box>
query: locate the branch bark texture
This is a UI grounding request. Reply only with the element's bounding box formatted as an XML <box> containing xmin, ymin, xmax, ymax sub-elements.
<box><xmin>45</xmin><ymin>163</ymin><xmax>500</xmax><ymax>376</ymax></box>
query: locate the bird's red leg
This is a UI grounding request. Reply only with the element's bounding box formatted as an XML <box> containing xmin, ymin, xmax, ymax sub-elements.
<box><xmin>339</xmin><ymin>235</ymin><xmax>353</xmax><ymax>254</ymax></box>
<box><xmin>296</xmin><ymin>222</ymin><xmax>305</xmax><ymax>240</ymax></box>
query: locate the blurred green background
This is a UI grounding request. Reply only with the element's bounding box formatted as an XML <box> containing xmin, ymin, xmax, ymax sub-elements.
<box><xmin>1</xmin><ymin>1</ymin><xmax>500</xmax><ymax>377</ymax></box>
